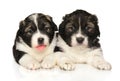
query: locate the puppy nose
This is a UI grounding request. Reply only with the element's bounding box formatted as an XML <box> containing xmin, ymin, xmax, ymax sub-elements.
<box><xmin>38</xmin><ymin>38</ymin><xmax>44</xmax><ymax>44</ymax></box>
<box><xmin>76</xmin><ymin>37</ymin><xmax>84</xmax><ymax>43</ymax></box>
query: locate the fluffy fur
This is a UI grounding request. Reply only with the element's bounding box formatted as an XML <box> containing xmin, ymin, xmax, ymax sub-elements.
<box><xmin>56</xmin><ymin>10</ymin><xmax>112</xmax><ymax>70</ymax></box>
<box><xmin>13</xmin><ymin>13</ymin><xmax>57</xmax><ymax>70</ymax></box>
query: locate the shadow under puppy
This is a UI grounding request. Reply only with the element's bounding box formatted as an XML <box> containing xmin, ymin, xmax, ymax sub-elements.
<box><xmin>13</xmin><ymin>13</ymin><xmax>57</xmax><ymax>70</ymax></box>
<box><xmin>56</xmin><ymin>10</ymin><xmax>112</xmax><ymax>70</ymax></box>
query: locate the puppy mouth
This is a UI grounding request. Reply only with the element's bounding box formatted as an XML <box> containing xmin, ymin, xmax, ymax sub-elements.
<box><xmin>35</xmin><ymin>44</ymin><xmax>47</xmax><ymax>51</ymax></box>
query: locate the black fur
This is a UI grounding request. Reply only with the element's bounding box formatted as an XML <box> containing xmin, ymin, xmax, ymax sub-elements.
<box><xmin>59</xmin><ymin>9</ymin><xmax>100</xmax><ymax>48</ymax></box>
<box><xmin>54</xmin><ymin>46</ymin><xmax>63</xmax><ymax>52</ymax></box>
<box><xmin>13</xmin><ymin>45</ymin><xmax>26</xmax><ymax>64</ymax></box>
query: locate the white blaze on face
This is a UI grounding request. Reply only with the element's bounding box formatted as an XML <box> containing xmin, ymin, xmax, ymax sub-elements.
<box><xmin>29</xmin><ymin>14</ymin><xmax>49</xmax><ymax>49</ymax></box>
<box><xmin>71</xmin><ymin>26</ymin><xmax>88</xmax><ymax>47</ymax></box>
<box><xmin>29</xmin><ymin>14</ymin><xmax>38</xmax><ymax>27</ymax></box>
<box><xmin>31</xmin><ymin>30</ymin><xmax>49</xmax><ymax>48</ymax></box>
<box><xmin>71</xmin><ymin>32</ymin><xmax>88</xmax><ymax>47</ymax></box>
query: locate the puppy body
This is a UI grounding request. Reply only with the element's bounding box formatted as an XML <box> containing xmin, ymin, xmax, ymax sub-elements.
<box><xmin>13</xmin><ymin>13</ymin><xmax>57</xmax><ymax>70</ymax></box>
<box><xmin>57</xmin><ymin>10</ymin><xmax>111</xmax><ymax>70</ymax></box>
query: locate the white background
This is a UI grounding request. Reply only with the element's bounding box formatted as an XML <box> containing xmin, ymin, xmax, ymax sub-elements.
<box><xmin>0</xmin><ymin>0</ymin><xmax>120</xmax><ymax>81</ymax></box>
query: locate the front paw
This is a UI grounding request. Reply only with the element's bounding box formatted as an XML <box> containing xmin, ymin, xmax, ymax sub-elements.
<box><xmin>24</xmin><ymin>61</ymin><xmax>41</xmax><ymax>70</ymax></box>
<box><xmin>41</xmin><ymin>60</ymin><xmax>55</xmax><ymax>69</ymax></box>
<box><xmin>41</xmin><ymin>55</ymin><xmax>56</xmax><ymax>69</ymax></box>
<box><xmin>59</xmin><ymin>63</ymin><xmax>75</xmax><ymax>71</ymax></box>
<box><xmin>92</xmin><ymin>61</ymin><xmax>112</xmax><ymax>70</ymax></box>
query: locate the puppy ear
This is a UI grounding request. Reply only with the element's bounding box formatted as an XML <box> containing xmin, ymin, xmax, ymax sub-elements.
<box><xmin>52</xmin><ymin>21</ymin><xmax>58</xmax><ymax>31</ymax></box>
<box><xmin>63</xmin><ymin>14</ymin><xmax>70</xmax><ymax>20</ymax></box>
<box><xmin>19</xmin><ymin>20</ymin><xmax>25</xmax><ymax>28</ymax></box>
<box><xmin>88</xmin><ymin>15</ymin><xmax>100</xmax><ymax>37</ymax></box>
<box><xmin>59</xmin><ymin>20</ymin><xmax>65</xmax><ymax>37</ymax></box>
<box><xmin>49</xmin><ymin>16</ymin><xmax>58</xmax><ymax>31</ymax></box>
<box><xmin>88</xmin><ymin>15</ymin><xmax>98</xmax><ymax>24</ymax></box>
<box><xmin>45</xmin><ymin>15</ymin><xmax>52</xmax><ymax>21</ymax></box>
<box><xmin>46</xmin><ymin>16</ymin><xmax>58</xmax><ymax>31</ymax></box>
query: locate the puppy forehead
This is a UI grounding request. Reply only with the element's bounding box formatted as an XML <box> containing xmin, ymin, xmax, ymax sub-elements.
<box><xmin>66</xmin><ymin>16</ymin><xmax>82</xmax><ymax>30</ymax></box>
<box><xmin>25</xmin><ymin>13</ymin><xmax>51</xmax><ymax>29</ymax></box>
<box><xmin>28</xmin><ymin>13</ymin><xmax>38</xmax><ymax>20</ymax></box>
<box><xmin>28</xmin><ymin>13</ymin><xmax>38</xmax><ymax>26</ymax></box>
<box><xmin>65</xmin><ymin>15</ymin><xmax>88</xmax><ymax>35</ymax></box>
<box><xmin>27</xmin><ymin>13</ymin><xmax>50</xmax><ymax>23</ymax></box>
<box><xmin>28</xmin><ymin>13</ymin><xmax>46</xmax><ymax>20</ymax></box>
<box><xmin>68</xmin><ymin>14</ymin><xmax>95</xmax><ymax>29</ymax></box>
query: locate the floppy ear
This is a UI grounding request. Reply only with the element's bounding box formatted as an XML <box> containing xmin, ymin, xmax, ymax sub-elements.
<box><xmin>88</xmin><ymin>15</ymin><xmax>98</xmax><ymax>24</ymax></box>
<box><xmin>52</xmin><ymin>21</ymin><xmax>58</xmax><ymax>31</ymax></box>
<box><xmin>19</xmin><ymin>20</ymin><xmax>25</xmax><ymax>29</ymax></box>
<box><xmin>88</xmin><ymin>15</ymin><xmax>100</xmax><ymax>37</ymax></box>
<box><xmin>59</xmin><ymin>20</ymin><xmax>66</xmax><ymax>38</ymax></box>
<box><xmin>50</xmin><ymin>17</ymin><xmax>58</xmax><ymax>31</ymax></box>
<box><xmin>63</xmin><ymin>14</ymin><xmax>70</xmax><ymax>20</ymax></box>
<box><xmin>59</xmin><ymin>14</ymin><xmax>70</xmax><ymax>36</ymax></box>
<box><xmin>45</xmin><ymin>15</ymin><xmax>58</xmax><ymax>31</ymax></box>
<box><xmin>45</xmin><ymin>15</ymin><xmax>52</xmax><ymax>21</ymax></box>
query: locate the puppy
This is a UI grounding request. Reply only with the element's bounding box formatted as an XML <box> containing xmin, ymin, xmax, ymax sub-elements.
<box><xmin>57</xmin><ymin>10</ymin><xmax>112</xmax><ymax>70</ymax></box>
<box><xmin>13</xmin><ymin>13</ymin><xmax>57</xmax><ymax>70</ymax></box>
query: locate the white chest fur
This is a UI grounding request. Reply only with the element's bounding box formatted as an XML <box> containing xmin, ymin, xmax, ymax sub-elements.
<box><xmin>16</xmin><ymin>35</ymin><xmax>56</xmax><ymax>62</ymax></box>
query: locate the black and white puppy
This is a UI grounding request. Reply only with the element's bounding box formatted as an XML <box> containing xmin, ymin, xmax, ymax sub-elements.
<box><xmin>13</xmin><ymin>13</ymin><xmax>57</xmax><ymax>70</ymax></box>
<box><xmin>57</xmin><ymin>10</ymin><xmax>111</xmax><ymax>70</ymax></box>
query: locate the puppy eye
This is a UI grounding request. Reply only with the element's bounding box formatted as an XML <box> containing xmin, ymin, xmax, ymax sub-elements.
<box><xmin>26</xmin><ymin>29</ymin><xmax>33</xmax><ymax>35</ymax></box>
<box><xmin>86</xmin><ymin>26</ymin><xmax>91</xmax><ymax>30</ymax></box>
<box><xmin>45</xmin><ymin>27</ymin><xmax>51</xmax><ymax>33</ymax></box>
<box><xmin>67</xmin><ymin>26</ymin><xmax>75</xmax><ymax>32</ymax></box>
<box><xmin>86</xmin><ymin>27</ymin><xmax>94</xmax><ymax>33</ymax></box>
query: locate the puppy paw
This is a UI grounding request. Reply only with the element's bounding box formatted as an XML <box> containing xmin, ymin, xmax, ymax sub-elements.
<box><xmin>60</xmin><ymin>63</ymin><xmax>75</xmax><ymax>71</ymax></box>
<box><xmin>25</xmin><ymin>61</ymin><xmax>41</xmax><ymax>70</ymax></box>
<box><xmin>19</xmin><ymin>55</ymin><xmax>41</xmax><ymax>70</ymax></box>
<box><xmin>41</xmin><ymin>60</ymin><xmax>55</xmax><ymax>69</ymax></box>
<box><xmin>41</xmin><ymin>55</ymin><xmax>56</xmax><ymax>69</ymax></box>
<box><xmin>92</xmin><ymin>61</ymin><xmax>112</xmax><ymax>70</ymax></box>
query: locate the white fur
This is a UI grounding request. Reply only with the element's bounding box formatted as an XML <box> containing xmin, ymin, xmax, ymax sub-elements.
<box><xmin>16</xmin><ymin>33</ymin><xmax>57</xmax><ymax>69</ymax></box>
<box><xmin>56</xmin><ymin>35</ymin><xmax>111</xmax><ymax>70</ymax></box>
<box><xmin>55</xmin><ymin>52</ymin><xmax>75</xmax><ymax>70</ymax></box>
<box><xmin>31</xmin><ymin>30</ymin><xmax>49</xmax><ymax>49</ymax></box>
<box><xmin>19</xmin><ymin>54</ymin><xmax>41</xmax><ymax>70</ymax></box>
<box><xmin>71</xmin><ymin>28</ymin><xmax>88</xmax><ymax>47</ymax></box>
<box><xmin>41</xmin><ymin>54</ymin><xmax>57</xmax><ymax>69</ymax></box>
<box><xmin>71</xmin><ymin>34</ymin><xmax>88</xmax><ymax>47</ymax></box>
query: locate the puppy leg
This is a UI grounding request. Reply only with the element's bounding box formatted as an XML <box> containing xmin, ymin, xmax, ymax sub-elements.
<box><xmin>90</xmin><ymin>56</ymin><xmax>111</xmax><ymax>70</ymax></box>
<box><xmin>41</xmin><ymin>54</ymin><xmax>56</xmax><ymax>69</ymax></box>
<box><xmin>19</xmin><ymin>54</ymin><xmax>41</xmax><ymax>70</ymax></box>
<box><xmin>87</xmin><ymin>49</ymin><xmax>112</xmax><ymax>70</ymax></box>
<box><xmin>56</xmin><ymin>52</ymin><xmax>75</xmax><ymax>71</ymax></box>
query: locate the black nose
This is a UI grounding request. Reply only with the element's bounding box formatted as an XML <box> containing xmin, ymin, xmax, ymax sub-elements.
<box><xmin>38</xmin><ymin>38</ymin><xmax>44</xmax><ymax>44</ymax></box>
<box><xmin>76</xmin><ymin>37</ymin><xmax>84</xmax><ymax>43</ymax></box>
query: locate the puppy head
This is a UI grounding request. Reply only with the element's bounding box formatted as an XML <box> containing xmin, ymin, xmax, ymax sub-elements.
<box><xmin>59</xmin><ymin>10</ymin><xmax>100</xmax><ymax>48</ymax></box>
<box><xmin>18</xmin><ymin>13</ymin><xmax>57</xmax><ymax>51</ymax></box>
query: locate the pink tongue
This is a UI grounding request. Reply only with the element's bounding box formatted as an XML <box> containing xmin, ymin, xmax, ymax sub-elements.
<box><xmin>36</xmin><ymin>45</ymin><xmax>46</xmax><ymax>51</ymax></box>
